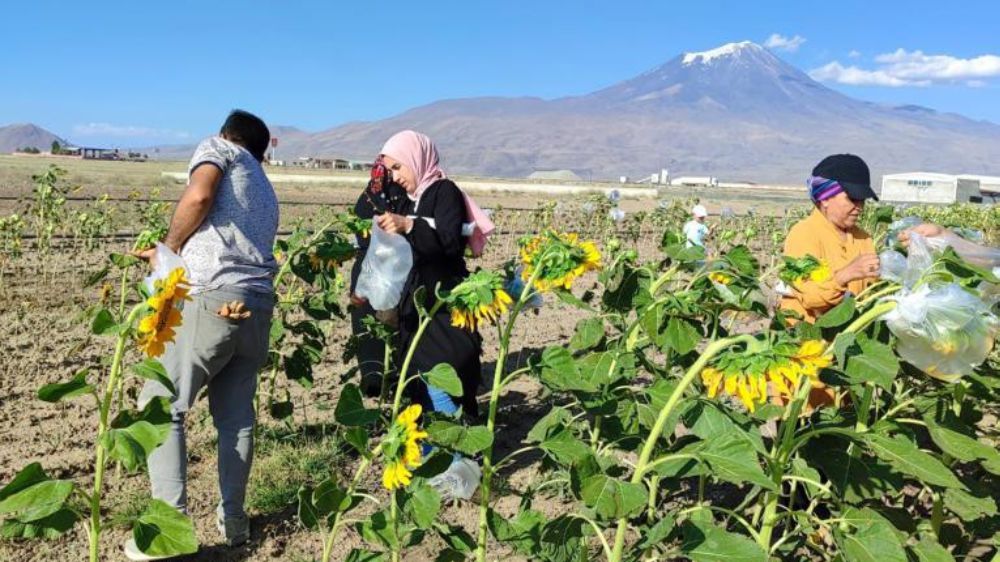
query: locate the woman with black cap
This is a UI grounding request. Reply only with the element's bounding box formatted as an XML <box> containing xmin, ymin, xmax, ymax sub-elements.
<box><xmin>780</xmin><ymin>154</ymin><xmax>882</xmax><ymax>323</ymax></box>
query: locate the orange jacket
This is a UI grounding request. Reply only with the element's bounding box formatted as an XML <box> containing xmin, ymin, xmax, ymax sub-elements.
<box><xmin>780</xmin><ymin>209</ymin><xmax>876</xmax><ymax>323</ymax></box>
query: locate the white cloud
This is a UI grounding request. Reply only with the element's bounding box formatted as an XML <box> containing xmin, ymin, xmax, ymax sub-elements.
<box><xmin>873</xmin><ymin>48</ymin><xmax>1000</xmax><ymax>81</ymax></box>
<box><xmin>848</xmin><ymin>50</ymin><xmax>862</xmax><ymax>59</ymax></box>
<box><xmin>72</xmin><ymin>122</ymin><xmax>192</xmax><ymax>139</ymax></box>
<box><xmin>809</xmin><ymin>61</ymin><xmax>922</xmax><ymax>87</ymax></box>
<box><xmin>764</xmin><ymin>33</ymin><xmax>806</xmax><ymax>52</ymax></box>
<box><xmin>810</xmin><ymin>48</ymin><xmax>1000</xmax><ymax>87</ymax></box>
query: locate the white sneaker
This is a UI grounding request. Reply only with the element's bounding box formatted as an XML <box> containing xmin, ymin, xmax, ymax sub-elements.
<box><xmin>216</xmin><ymin>512</ymin><xmax>250</xmax><ymax>546</ymax></box>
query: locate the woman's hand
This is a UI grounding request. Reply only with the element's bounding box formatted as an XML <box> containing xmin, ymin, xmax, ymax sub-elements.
<box><xmin>376</xmin><ymin>212</ymin><xmax>413</xmax><ymax>235</ymax></box>
<box><xmin>899</xmin><ymin>223</ymin><xmax>946</xmax><ymax>248</ymax></box>
<box><xmin>834</xmin><ymin>253</ymin><xmax>881</xmax><ymax>285</ymax></box>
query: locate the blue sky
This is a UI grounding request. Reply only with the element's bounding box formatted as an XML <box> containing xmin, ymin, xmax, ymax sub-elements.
<box><xmin>2</xmin><ymin>0</ymin><xmax>998</xmax><ymax>147</ymax></box>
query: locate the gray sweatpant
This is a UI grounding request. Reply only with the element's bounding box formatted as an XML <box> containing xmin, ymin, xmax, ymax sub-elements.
<box><xmin>138</xmin><ymin>286</ymin><xmax>273</xmax><ymax>520</ymax></box>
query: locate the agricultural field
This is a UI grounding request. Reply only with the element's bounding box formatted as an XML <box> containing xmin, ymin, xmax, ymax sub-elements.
<box><xmin>1</xmin><ymin>158</ymin><xmax>999</xmax><ymax>562</ymax></box>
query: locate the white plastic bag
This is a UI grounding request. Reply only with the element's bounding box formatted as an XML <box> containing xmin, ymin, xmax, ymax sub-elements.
<box><xmin>879</xmin><ymin>232</ymin><xmax>933</xmax><ymax>289</ymax></box>
<box><xmin>878</xmin><ymin>250</ymin><xmax>908</xmax><ymax>284</ymax></box>
<box><xmin>355</xmin><ymin>223</ymin><xmax>413</xmax><ymax>311</ymax></box>
<box><xmin>927</xmin><ymin>231</ymin><xmax>1000</xmax><ymax>270</ymax></box>
<box><xmin>884</xmin><ymin>216</ymin><xmax>923</xmax><ymax>248</ymax></box>
<box><xmin>884</xmin><ymin>283</ymin><xmax>998</xmax><ymax>382</ymax></box>
<box><xmin>144</xmin><ymin>243</ymin><xmax>188</xmax><ymax>293</ymax></box>
<box><xmin>428</xmin><ymin>456</ymin><xmax>481</xmax><ymax>501</ymax></box>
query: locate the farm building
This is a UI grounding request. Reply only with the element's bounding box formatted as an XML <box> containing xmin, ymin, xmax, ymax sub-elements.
<box><xmin>80</xmin><ymin>147</ymin><xmax>119</xmax><ymax>160</ymax></box>
<box><xmin>292</xmin><ymin>157</ymin><xmax>335</xmax><ymax>169</ymax></box>
<box><xmin>880</xmin><ymin>172</ymin><xmax>983</xmax><ymax>204</ymax></box>
<box><xmin>670</xmin><ymin>176</ymin><xmax>719</xmax><ymax>187</ymax></box>
<box><xmin>958</xmin><ymin>174</ymin><xmax>1000</xmax><ymax>195</ymax></box>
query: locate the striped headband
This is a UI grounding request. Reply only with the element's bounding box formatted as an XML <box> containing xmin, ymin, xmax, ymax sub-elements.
<box><xmin>807</xmin><ymin>175</ymin><xmax>843</xmax><ymax>203</ymax></box>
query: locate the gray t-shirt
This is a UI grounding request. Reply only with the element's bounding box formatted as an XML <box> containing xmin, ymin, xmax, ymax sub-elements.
<box><xmin>180</xmin><ymin>137</ymin><xmax>279</xmax><ymax>294</ymax></box>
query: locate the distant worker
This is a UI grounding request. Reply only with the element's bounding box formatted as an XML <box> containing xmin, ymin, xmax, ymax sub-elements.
<box><xmin>683</xmin><ymin>204</ymin><xmax>710</xmax><ymax>248</ymax></box>
<box><xmin>780</xmin><ymin>154</ymin><xmax>880</xmax><ymax>323</ymax></box>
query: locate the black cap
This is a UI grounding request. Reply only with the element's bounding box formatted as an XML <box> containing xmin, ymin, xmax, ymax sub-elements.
<box><xmin>812</xmin><ymin>154</ymin><xmax>879</xmax><ymax>201</ymax></box>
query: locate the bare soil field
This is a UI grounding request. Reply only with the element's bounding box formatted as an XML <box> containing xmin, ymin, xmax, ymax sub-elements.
<box><xmin>0</xmin><ymin>155</ymin><xmax>809</xmax><ymax>219</ymax></box>
<box><xmin>0</xmin><ymin>236</ymin><xmax>602</xmax><ymax>561</ymax></box>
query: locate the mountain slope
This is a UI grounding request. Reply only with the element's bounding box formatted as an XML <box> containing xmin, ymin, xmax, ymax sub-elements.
<box><xmin>143</xmin><ymin>42</ymin><xmax>1000</xmax><ymax>182</ymax></box>
<box><xmin>278</xmin><ymin>41</ymin><xmax>1000</xmax><ymax>182</ymax></box>
<box><xmin>0</xmin><ymin>123</ymin><xmax>68</xmax><ymax>153</ymax></box>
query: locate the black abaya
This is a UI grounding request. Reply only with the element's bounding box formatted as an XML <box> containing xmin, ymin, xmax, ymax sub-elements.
<box><xmin>396</xmin><ymin>179</ymin><xmax>482</xmax><ymax>417</ymax></box>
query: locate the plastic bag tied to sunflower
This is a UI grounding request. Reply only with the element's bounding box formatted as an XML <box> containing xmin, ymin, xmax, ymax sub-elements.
<box><xmin>876</xmin><ymin>220</ymin><xmax>999</xmax><ymax>382</ymax></box>
<box><xmin>883</xmin><ymin>284</ymin><xmax>998</xmax><ymax>382</ymax></box>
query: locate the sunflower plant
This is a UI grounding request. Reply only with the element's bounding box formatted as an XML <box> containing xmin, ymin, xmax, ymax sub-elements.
<box><xmin>0</xmin><ymin>266</ymin><xmax>197</xmax><ymax>562</ymax></box>
<box><xmin>261</xmin><ymin>215</ymin><xmax>357</xmax><ymax>422</ymax></box>
<box><xmin>484</xmin><ymin>235</ymin><xmax>1000</xmax><ymax>562</ymax></box>
<box><xmin>300</xmin><ymin>285</ymin><xmax>479</xmax><ymax>562</ymax></box>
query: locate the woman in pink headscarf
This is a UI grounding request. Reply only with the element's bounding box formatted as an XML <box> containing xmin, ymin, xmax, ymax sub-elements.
<box><xmin>376</xmin><ymin>130</ymin><xmax>481</xmax><ymax>418</ymax></box>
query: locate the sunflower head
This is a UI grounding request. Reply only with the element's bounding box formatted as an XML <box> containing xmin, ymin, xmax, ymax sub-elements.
<box><xmin>701</xmin><ymin>337</ymin><xmax>834</xmax><ymax>413</ymax></box>
<box><xmin>447</xmin><ymin>270</ymin><xmax>513</xmax><ymax>331</ymax></box>
<box><xmin>381</xmin><ymin>404</ymin><xmax>429</xmax><ymax>491</ymax></box>
<box><xmin>708</xmin><ymin>271</ymin><xmax>734</xmax><ymax>285</ymax></box>
<box><xmin>519</xmin><ymin>231</ymin><xmax>601</xmax><ymax>293</ymax></box>
<box><xmin>809</xmin><ymin>262</ymin><xmax>832</xmax><ymax>283</ymax></box>
<box><xmin>779</xmin><ymin>254</ymin><xmax>831</xmax><ymax>286</ymax></box>
<box><xmin>136</xmin><ymin>268</ymin><xmax>191</xmax><ymax>358</ymax></box>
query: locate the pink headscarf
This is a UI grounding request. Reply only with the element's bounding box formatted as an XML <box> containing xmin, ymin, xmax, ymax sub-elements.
<box><xmin>379</xmin><ymin>130</ymin><xmax>494</xmax><ymax>256</ymax></box>
<box><xmin>380</xmin><ymin>130</ymin><xmax>446</xmax><ymax>203</ymax></box>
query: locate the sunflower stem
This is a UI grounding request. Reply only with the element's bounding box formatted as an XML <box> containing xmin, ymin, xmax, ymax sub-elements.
<box><xmin>389</xmin><ymin>489</ymin><xmax>400</xmax><ymax>562</ymax></box>
<box><xmin>380</xmin><ymin>298</ymin><xmax>443</xmax><ymax>562</ymax></box>
<box><xmin>475</xmin><ymin>269</ymin><xmax>541</xmax><ymax>562</ymax></box>
<box><xmin>321</xmin><ymin>444</ymin><xmax>381</xmax><ymax>562</ymax></box>
<box><xmin>391</xmin><ymin>299</ymin><xmax>445</xmax><ymax>418</ymax></box>
<box><xmin>113</xmin><ymin>265</ymin><xmax>132</xmax><ymax>479</ymax></box>
<box><xmin>758</xmin><ymin>377</ymin><xmax>811</xmax><ymax>550</ymax></box>
<box><xmin>609</xmin><ymin>335</ymin><xmax>754</xmax><ymax>562</ymax></box>
<box><xmin>89</xmin><ymin>303</ymin><xmax>145</xmax><ymax>562</ymax></box>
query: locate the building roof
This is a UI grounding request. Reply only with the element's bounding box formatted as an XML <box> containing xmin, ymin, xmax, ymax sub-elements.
<box><xmin>957</xmin><ymin>174</ymin><xmax>1000</xmax><ymax>183</ymax></box>
<box><xmin>882</xmin><ymin>172</ymin><xmax>959</xmax><ymax>181</ymax></box>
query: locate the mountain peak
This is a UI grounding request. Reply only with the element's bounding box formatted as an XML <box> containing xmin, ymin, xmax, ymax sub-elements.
<box><xmin>681</xmin><ymin>41</ymin><xmax>762</xmax><ymax>65</ymax></box>
<box><xmin>0</xmin><ymin>122</ymin><xmax>68</xmax><ymax>153</ymax></box>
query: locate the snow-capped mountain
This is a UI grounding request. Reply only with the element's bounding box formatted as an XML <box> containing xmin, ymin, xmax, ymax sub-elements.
<box><xmin>148</xmin><ymin>41</ymin><xmax>1000</xmax><ymax>182</ymax></box>
<box><xmin>576</xmin><ymin>41</ymin><xmax>859</xmax><ymax>118</ymax></box>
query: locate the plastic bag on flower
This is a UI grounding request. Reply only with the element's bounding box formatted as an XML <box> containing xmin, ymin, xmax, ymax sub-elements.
<box><xmin>884</xmin><ymin>283</ymin><xmax>998</xmax><ymax>382</ymax></box>
<box><xmin>884</xmin><ymin>216</ymin><xmax>923</xmax><ymax>248</ymax></box>
<box><xmin>926</xmin><ymin>230</ymin><xmax>1000</xmax><ymax>270</ymax></box>
<box><xmin>878</xmin><ymin>250</ymin><xmax>908</xmax><ymax>284</ymax></box>
<box><xmin>144</xmin><ymin>243</ymin><xmax>188</xmax><ymax>293</ymax></box>
<box><xmin>879</xmin><ymin>232</ymin><xmax>934</xmax><ymax>289</ymax></box>
<box><xmin>354</xmin><ymin>222</ymin><xmax>413</xmax><ymax>311</ymax></box>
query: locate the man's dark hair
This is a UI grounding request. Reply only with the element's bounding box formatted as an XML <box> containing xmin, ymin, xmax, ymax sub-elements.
<box><xmin>220</xmin><ymin>109</ymin><xmax>270</xmax><ymax>162</ymax></box>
